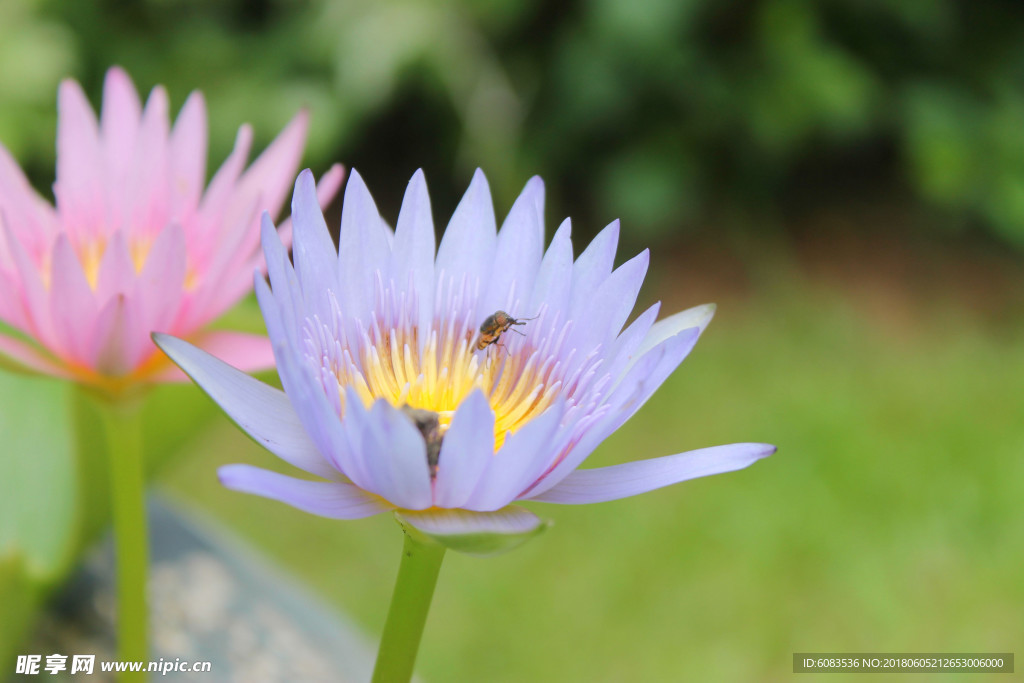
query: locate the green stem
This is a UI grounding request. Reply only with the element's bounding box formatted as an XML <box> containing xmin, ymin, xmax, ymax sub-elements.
<box><xmin>97</xmin><ymin>397</ymin><xmax>148</xmax><ymax>682</ymax></box>
<box><xmin>371</xmin><ymin>531</ymin><xmax>446</xmax><ymax>683</ymax></box>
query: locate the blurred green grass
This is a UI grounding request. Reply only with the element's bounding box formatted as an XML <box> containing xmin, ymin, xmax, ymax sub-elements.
<box><xmin>159</xmin><ymin>264</ymin><xmax>1024</xmax><ymax>682</ymax></box>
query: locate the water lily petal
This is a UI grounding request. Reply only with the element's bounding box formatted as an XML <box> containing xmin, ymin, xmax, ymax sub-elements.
<box><xmin>436</xmin><ymin>169</ymin><xmax>496</xmax><ymax>323</ymax></box>
<box><xmin>192</xmin><ymin>204</ymin><xmax>259</xmax><ymax>316</ymax></box>
<box><xmin>531</xmin><ymin>443</ymin><xmax>776</xmax><ymax>504</ymax></box>
<box><xmin>256</xmin><ymin>275</ymin><xmax>355</xmax><ymax>486</ymax></box>
<box><xmin>276</xmin><ymin>163</ymin><xmax>346</xmax><ymax>249</ymax></box>
<box><xmin>2</xmin><ymin>222</ymin><xmax>55</xmax><ymax>348</ymax></box>
<box><xmin>629</xmin><ymin>303</ymin><xmax>716</xmax><ymax>372</ymax></box>
<box><xmin>524</xmin><ymin>326</ymin><xmax>702</xmax><ymax>498</ymax></box>
<box><xmin>148</xmin><ymin>330</ymin><xmax>275</xmax><ymax>383</ymax></box>
<box><xmin>432</xmin><ymin>390</ymin><xmax>495</xmax><ymax>509</ymax></box>
<box><xmin>91</xmin><ymin>294</ymin><xmax>142</xmax><ymax>375</ymax></box>
<box><xmin>390</xmin><ymin>169</ymin><xmax>435</xmax><ymax>338</ymax></box>
<box><xmin>124</xmin><ymin>86</ymin><xmax>170</xmax><ymax>241</ymax></box>
<box><xmin>329</xmin><ymin>385</ymin><xmax>377</xmax><ymax>492</ymax></box>
<box><xmin>0</xmin><ymin>269</ymin><xmax>26</xmax><ymax>330</ymax></box>
<box><xmin>154</xmin><ymin>332</ymin><xmax>337</xmax><ymax>479</ymax></box>
<box><xmin>355</xmin><ymin>399</ymin><xmax>433</xmax><ymax>510</ymax></box>
<box><xmin>94</xmin><ymin>231</ymin><xmax>136</xmax><ymax>306</ymax></box>
<box><xmin>464</xmin><ymin>402</ymin><xmax>565</xmax><ymax>511</ymax></box>
<box><xmin>55</xmin><ymin>77</ymin><xmax>104</xmax><ymax>243</ymax></box>
<box><xmin>219</xmin><ymin>464</ymin><xmax>391</xmax><ymax>519</ymax></box>
<box><xmin>607</xmin><ymin>325</ymin><xmax>701</xmax><ymax>416</ymax></box>
<box><xmin>137</xmin><ymin>222</ymin><xmax>186</xmax><ymax>332</ymax></box>
<box><xmin>338</xmin><ymin>170</ymin><xmax>391</xmax><ymax>323</ymax></box>
<box><xmin>49</xmin><ymin>235</ymin><xmax>97</xmax><ymax>363</ymax></box>
<box><xmin>234</xmin><ymin>110</ymin><xmax>309</xmax><ymax>224</ymax></box>
<box><xmin>195</xmin><ymin>330</ymin><xmax>276</xmax><ymax>373</ymax></box>
<box><xmin>0</xmin><ymin>145</ymin><xmax>59</xmax><ymax>253</ymax></box>
<box><xmin>481</xmin><ymin>176</ymin><xmax>545</xmax><ymax>315</ymax></box>
<box><xmin>575</xmin><ymin>249</ymin><xmax>649</xmax><ymax>352</ymax></box>
<box><xmin>100</xmin><ymin>66</ymin><xmax>142</xmax><ymax>189</ymax></box>
<box><xmin>568</xmin><ymin>219</ymin><xmax>619</xmax><ymax>323</ymax></box>
<box><xmin>291</xmin><ymin>169</ymin><xmax>338</xmax><ymax>317</ymax></box>
<box><xmin>527</xmin><ymin>218</ymin><xmax>572</xmax><ymax>327</ymax></box>
<box><xmin>197</xmin><ymin>124</ymin><xmax>253</xmax><ymax>233</ymax></box>
<box><xmin>169</xmin><ymin>90</ymin><xmax>208</xmax><ymax>217</ymax></box>
<box><xmin>271</xmin><ymin>320</ymin><xmax>355</xmax><ymax>483</ymax></box>
<box><xmin>259</xmin><ymin>215</ymin><xmax>306</xmax><ymax>340</ymax></box>
<box><xmin>603</xmin><ymin>301</ymin><xmax>660</xmax><ymax>381</ymax></box>
<box><xmin>0</xmin><ymin>332</ymin><xmax>69</xmax><ymax>378</ymax></box>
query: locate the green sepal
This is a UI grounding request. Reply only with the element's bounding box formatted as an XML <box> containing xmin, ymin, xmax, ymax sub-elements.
<box><xmin>394</xmin><ymin>506</ymin><xmax>550</xmax><ymax>557</ymax></box>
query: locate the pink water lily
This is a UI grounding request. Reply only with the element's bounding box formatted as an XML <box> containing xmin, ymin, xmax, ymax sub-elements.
<box><xmin>157</xmin><ymin>169</ymin><xmax>774</xmax><ymax>547</ymax></box>
<box><xmin>0</xmin><ymin>67</ymin><xmax>343</xmax><ymax>395</ymax></box>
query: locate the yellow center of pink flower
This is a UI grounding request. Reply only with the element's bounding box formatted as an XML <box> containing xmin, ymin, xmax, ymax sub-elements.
<box><xmin>80</xmin><ymin>240</ymin><xmax>106</xmax><ymax>289</ymax></box>
<box><xmin>73</xmin><ymin>237</ymin><xmax>154</xmax><ymax>290</ymax></box>
<box><xmin>128</xmin><ymin>239</ymin><xmax>152</xmax><ymax>274</ymax></box>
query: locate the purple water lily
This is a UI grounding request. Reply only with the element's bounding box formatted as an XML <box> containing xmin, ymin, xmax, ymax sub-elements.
<box><xmin>156</xmin><ymin>169</ymin><xmax>773</xmax><ymax>543</ymax></box>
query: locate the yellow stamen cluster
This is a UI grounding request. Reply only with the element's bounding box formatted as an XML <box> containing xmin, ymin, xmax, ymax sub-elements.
<box><xmin>73</xmin><ymin>236</ymin><xmax>154</xmax><ymax>290</ymax></box>
<box><xmin>80</xmin><ymin>239</ymin><xmax>106</xmax><ymax>289</ymax></box>
<box><xmin>338</xmin><ymin>323</ymin><xmax>562</xmax><ymax>450</ymax></box>
<box><xmin>128</xmin><ymin>239</ymin><xmax>152</xmax><ymax>273</ymax></box>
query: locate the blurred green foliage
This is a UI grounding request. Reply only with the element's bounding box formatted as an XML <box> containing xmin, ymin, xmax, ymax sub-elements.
<box><xmin>4</xmin><ymin>0</ymin><xmax>1024</xmax><ymax>245</ymax></box>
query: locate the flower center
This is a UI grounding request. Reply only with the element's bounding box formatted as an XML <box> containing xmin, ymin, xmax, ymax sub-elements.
<box><xmin>304</xmin><ymin>276</ymin><xmax>607</xmax><ymax>454</ymax></box>
<box><xmin>336</xmin><ymin>323</ymin><xmax>562</xmax><ymax>450</ymax></box>
<box><xmin>80</xmin><ymin>239</ymin><xmax>106</xmax><ymax>289</ymax></box>
<box><xmin>73</xmin><ymin>236</ymin><xmax>153</xmax><ymax>290</ymax></box>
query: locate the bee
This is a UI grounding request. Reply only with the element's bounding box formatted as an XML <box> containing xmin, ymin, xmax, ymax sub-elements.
<box><xmin>475</xmin><ymin>310</ymin><xmax>538</xmax><ymax>352</ymax></box>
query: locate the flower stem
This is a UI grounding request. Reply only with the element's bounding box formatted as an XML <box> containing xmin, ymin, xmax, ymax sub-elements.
<box><xmin>96</xmin><ymin>397</ymin><xmax>148</xmax><ymax>682</ymax></box>
<box><xmin>371</xmin><ymin>531</ymin><xmax>446</xmax><ymax>683</ymax></box>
